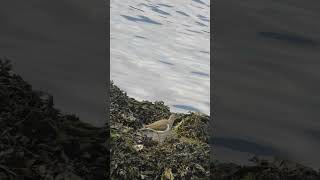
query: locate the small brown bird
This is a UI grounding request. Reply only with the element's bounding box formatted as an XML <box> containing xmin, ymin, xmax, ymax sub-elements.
<box><xmin>140</xmin><ymin>114</ymin><xmax>178</xmax><ymax>132</ymax></box>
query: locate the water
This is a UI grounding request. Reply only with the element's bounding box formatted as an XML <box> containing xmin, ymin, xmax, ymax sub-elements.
<box><xmin>214</xmin><ymin>0</ymin><xmax>320</xmax><ymax>169</ymax></box>
<box><xmin>0</xmin><ymin>0</ymin><xmax>106</xmax><ymax>127</ymax></box>
<box><xmin>110</xmin><ymin>0</ymin><xmax>210</xmax><ymax>115</ymax></box>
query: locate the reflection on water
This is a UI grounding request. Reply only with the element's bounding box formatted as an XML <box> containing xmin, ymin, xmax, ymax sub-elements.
<box><xmin>111</xmin><ymin>0</ymin><xmax>210</xmax><ymax>115</ymax></box>
<box><xmin>258</xmin><ymin>31</ymin><xmax>318</xmax><ymax>47</ymax></box>
<box><xmin>176</xmin><ymin>11</ymin><xmax>189</xmax><ymax>17</ymax></box>
<box><xmin>192</xmin><ymin>0</ymin><xmax>209</xmax><ymax>6</ymax></box>
<box><xmin>191</xmin><ymin>71</ymin><xmax>209</xmax><ymax>77</ymax></box>
<box><xmin>120</xmin><ymin>15</ymin><xmax>163</xmax><ymax>25</ymax></box>
<box><xmin>159</xmin><ymin>60</ymin><xmax>175</xmax><ymax>66</ymax></box>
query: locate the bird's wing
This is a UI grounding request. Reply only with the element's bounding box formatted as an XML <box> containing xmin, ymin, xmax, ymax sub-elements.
<box><xmin>145</xmin><ymin>119</ymin><xmax>168</xmax><ymax>131</ymax></box>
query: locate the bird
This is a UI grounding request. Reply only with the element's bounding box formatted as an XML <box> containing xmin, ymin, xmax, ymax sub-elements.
<box><xmin>139</xmin><ymin>114</ymin><xmax>178</xmax><ymax>142</ymax></box>
<box><xmin>140</xmin><ymin>114</ymin><xmax>178</xmax><ymax>132</ymax></box>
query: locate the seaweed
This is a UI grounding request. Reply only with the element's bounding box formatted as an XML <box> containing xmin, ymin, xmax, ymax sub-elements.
<box><xmin>210</xmin><ymin>156</ymin><xmax>320</xmax><ymax>180</ymax></box>
<box><xmin>0</xmin><ymin>58</ymin><xmax>108</xmax><ymax>179</ymax></box>
<box><xmin>110</xmin><ymin>82</ymin><xmax>210</xmax><ymax>179</ymax></box>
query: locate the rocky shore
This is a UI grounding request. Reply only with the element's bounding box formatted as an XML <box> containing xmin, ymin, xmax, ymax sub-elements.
<box><xmin>0</xmin><ymin>58</ymin><xmax>108</xmax><ymax>179</ymax></box>
<box><xmin>2</xmin><ymin>57</ymin><xmax>320</xmax><ymax>179</ymax></box>
<box><xmin>110</xmin><ymin>81</ymin><xmax>211</xmax><ymax>179</ymax></box>
<box><xmin>210</xmin><ymin>156</ymin><xmax>320</xmax><ymax>180</ymax></box>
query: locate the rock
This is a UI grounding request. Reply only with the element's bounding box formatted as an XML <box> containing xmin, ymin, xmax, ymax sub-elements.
<box><xmin>133</xmin><ymin>144</ymin><xmax>144</xmax><ymax>152</ymax></box>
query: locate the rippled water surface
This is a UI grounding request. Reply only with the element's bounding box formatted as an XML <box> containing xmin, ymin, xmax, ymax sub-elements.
<box><xmin>214</xmin><ymin>0</ymin><xmax>320</xmax><ymax>169</ymax></box>
<box><xmin>0</xmin><ymin>0</ymin><xmax>106</xmax><ymax>126</ymax></box>
<box><xmin>110</xmin><ymin>0</ymin><xmax>210</xmax><ymax>115</ymax></box>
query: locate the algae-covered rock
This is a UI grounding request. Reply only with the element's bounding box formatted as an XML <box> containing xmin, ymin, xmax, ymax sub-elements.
<box><xmin>0</xmin><ymin>58</ymin><xmax>108</xmax><ymax>179</ymax></box>
<box><xmin>110</xmin><ymin>82</ymin><xmax>210</xmax><ymax>179</ymax></box>
<box><xmin>210</xmin><ymin>156</ymin><xmax>320</xmax><ymax>180</ymax></box>
<box><xmin>161</xmin><ymin>168</ymin><xmax>174</xmax><ymax>180</ymax></box>
<box><xmin>174</xmin><ymin>112</ymin><xmax>209</xmax><ymax>143</ymax></box>
<box><xmin>110</xmin><ymin>81</ymin><xmax>171</xmax><ymax>129</ymax></box>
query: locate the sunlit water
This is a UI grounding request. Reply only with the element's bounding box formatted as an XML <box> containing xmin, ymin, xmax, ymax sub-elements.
<box><xmin>110</xmin><ymin>0</ymin><xmax>210</xmax><ymax>115</ymax></box>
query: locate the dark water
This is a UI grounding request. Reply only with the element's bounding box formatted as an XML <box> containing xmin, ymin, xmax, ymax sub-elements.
<box><xmin>0</xmin><ymin>0</ymin><xmax>106</xmax><ymax>126</ymax></box>
<box><xmin>214</xmin><ymin>0</ymin><xmax>320</xmax><ymax>168</ymax></box>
